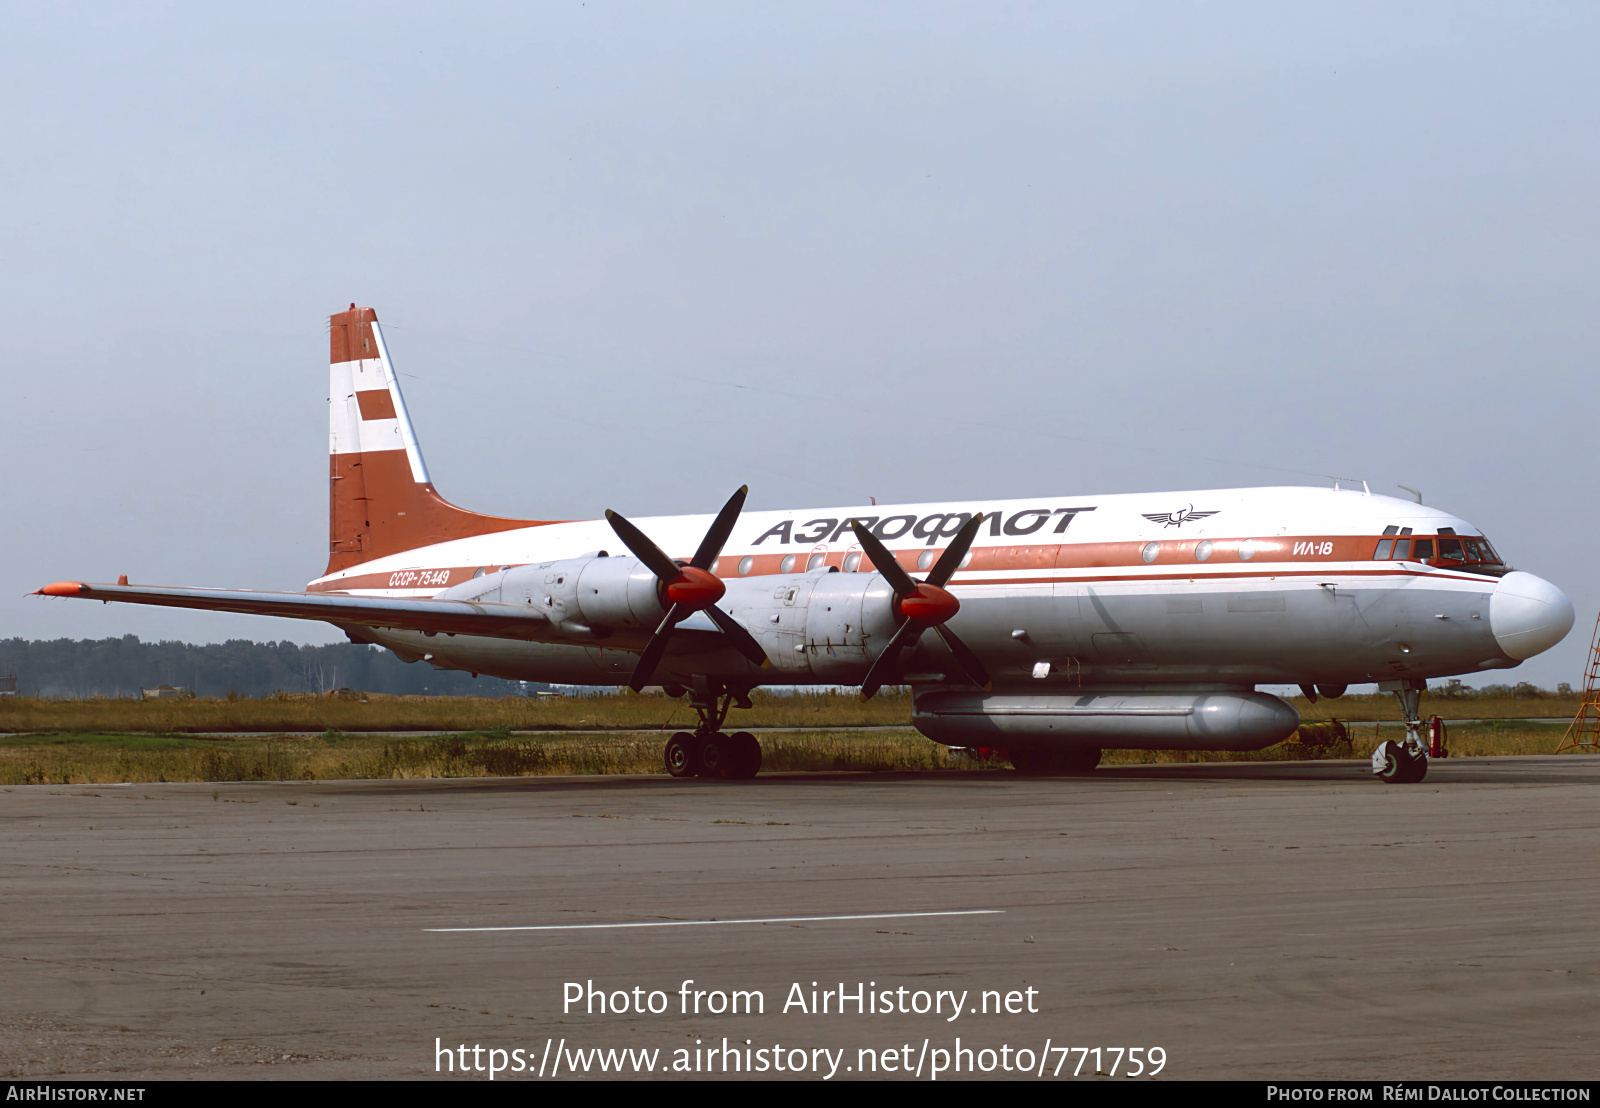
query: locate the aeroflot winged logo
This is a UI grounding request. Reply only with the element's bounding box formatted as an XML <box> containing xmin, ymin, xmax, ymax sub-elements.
<box><xmin>1141</xmin><ymin>506</ymin><xmax>1219</xmax><ymax>528</ymax></box>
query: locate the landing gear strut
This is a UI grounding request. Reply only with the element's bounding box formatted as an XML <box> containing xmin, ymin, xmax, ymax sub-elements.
<box><xmin>664</xmin><ymin>677</ymin><xmax>762</xmax><ymax>780</ymax></box>
<box><xmin>1373</xmin><ymin>680</ymin><xmax>1429</xmax><ymax>784</ymax></box>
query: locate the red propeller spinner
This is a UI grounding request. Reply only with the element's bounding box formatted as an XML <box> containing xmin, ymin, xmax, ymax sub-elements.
<box><xmin>850</xmin><ymin>515</ymin><xmax>991</xmax><ymax>700</ymax></box>
<box><xmin>604</xmin><ymin>487</ymin><xmax>767</xmax><ymax>691</ymax></box>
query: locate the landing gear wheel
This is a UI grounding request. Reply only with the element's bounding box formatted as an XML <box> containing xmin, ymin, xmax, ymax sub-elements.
<box><xmin>724</xmin><ymin>731</ymin><xmax>762</xmax><ymax>779</ymax></box>
<box><xmin>698</xmin><ymin>732</ymin><xmax>731</xmax><ymax>778</ymax></box>
<box><xmin>1403</xmin><ymin>750</ymin><xmax>1428</xmax><ymax>783</ymax></box>
<box><xmin>1010</xmin><ymin>747</ymin><xmax>1100</xmax><ymax>775</ymax></box>
<box><xmin>1008</xmin><ymin>748</ymin><xmax>1043</xmax><ymax>774</ymax></box>
<box><xmin>1057</xmin><ymin>747</ymin><xmax>1101</xmax><ymax>775</ymax></box>
<box><xmin>664</xmin><ymin>732</ymin><xmax>700</xmax><ymax>778</ymax></box>
<box><xmin>1372</xmin><ymin>740</ymin><xmax>1428</xmax><ymax>784</ymax></box>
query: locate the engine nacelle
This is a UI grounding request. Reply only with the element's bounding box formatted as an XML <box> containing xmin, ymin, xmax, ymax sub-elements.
<box><xmin>721</xmin><ymin>569</ymin><xmax>900</xmax><ymax>680</ymax></box>
<box><xmin>441</xmin><ymin>561</ymin><xmax>939</xmax><ymax>680</ymax></box>
<box><xmin>913</xmin><ymin>689</ymin><xmax>1300</xmax><ymax>751</ymax></box>
<box><xmin>436</xmin><ymin>554</ymin><xmax>667</xmax><ymax>641</ymax></box>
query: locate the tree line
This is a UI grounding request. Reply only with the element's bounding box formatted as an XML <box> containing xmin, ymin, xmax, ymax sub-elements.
<box><xmin>0</xmin><ymin>636</ymin><xmax>550</xmax><ymax>699</ymax></box>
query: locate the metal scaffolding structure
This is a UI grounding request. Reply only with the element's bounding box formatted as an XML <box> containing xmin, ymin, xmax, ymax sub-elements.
<box><xmin>1558</xmin><ymin>612</ymin><xmax>1600</xmax><ymax>753</ymax></box>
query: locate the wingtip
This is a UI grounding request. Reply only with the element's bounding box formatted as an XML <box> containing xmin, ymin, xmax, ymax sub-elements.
<box><xmin>37</xmin><ymin>581</ymin><xmax>88</xmax><ymax>597</ymax></box>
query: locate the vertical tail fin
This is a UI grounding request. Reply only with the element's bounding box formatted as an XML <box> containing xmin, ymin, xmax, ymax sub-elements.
<box><xmin>325</xmin><ymin>305</ymin><xmax>549</xmax><ymax>575</ymax></box>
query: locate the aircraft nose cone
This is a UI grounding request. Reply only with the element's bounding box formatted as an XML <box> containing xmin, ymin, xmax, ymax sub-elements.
<box><xmin>1490</xmin><ymin>571</ymin><xmax>1575</xmax><ymax>661</ymax></box>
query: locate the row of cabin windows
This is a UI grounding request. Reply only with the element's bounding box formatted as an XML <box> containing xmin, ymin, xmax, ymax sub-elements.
<box><xmin>716</xmin><ymin>548</ymin><xmax>975</xmax><ymax>576</ymax></box>
<box><xmin>1374</xmin><ymin>525</ymin><xmax>1501</xmax><ymax>565</ymax></box>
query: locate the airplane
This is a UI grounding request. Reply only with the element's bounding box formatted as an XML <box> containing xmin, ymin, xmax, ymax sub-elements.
<box><xmin>36</xmin><ymin>306</ymin><xmax>1576</xmax><ymax>784</ymax></box>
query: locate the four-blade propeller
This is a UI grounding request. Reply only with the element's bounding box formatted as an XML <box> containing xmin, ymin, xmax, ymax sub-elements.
<box><xmin>850</xmin><ymin>514</ymin><xmax>992</xmax><ymax>700</ymax></box>
<box><xmin>604</xmin><ymin>486</ymin><xmax>768</xmax><ymax>692</ymax></box>
<box><xmin>607</xmin><ymin>488</ymin><xmax>991</xmax><ymax>698</ymax></box>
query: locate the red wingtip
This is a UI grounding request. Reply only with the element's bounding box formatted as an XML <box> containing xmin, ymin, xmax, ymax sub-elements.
<box><xmin>38</xmin><ymin>581</ymin><xmax>88</xmax><ymax>597</ymax></box>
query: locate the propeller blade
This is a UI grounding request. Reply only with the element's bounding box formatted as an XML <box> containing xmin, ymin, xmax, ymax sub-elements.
<box><xmin>933</xmin><ymin>623</ymin><xmax>991</xmax><ymax>689</ymax></box>
<box><xmin>690</xmin><ymin>486</ymin><xmax>748</xmax><ymax>570</ymax></box>
<box><xmin>925</xmin><ymin>513</ymin><xmax>984</xmax><ymax>588</ymax></box>
<box><xmin>628</xmin><ymin>603</ymin><xmax>684</xmax><ymax>691</ymax></box>
<box><xmin>860</xmin><ymin>618</ymin><xmax>925</xmax><ymax>701</ymax></box>
<box><xmin>849</xmin><ymin>520</ymin><xmax>918</xmax><ymax>598</ymax></box>
<box><xmin>604</xmin><ymin>510</ymin><xmax>681</xmax><ymax>582</ymax></box>
<box><xmin>704</xmin><ymin>605</ymin><xmax>770</xmax><ymax>666</ymax></box>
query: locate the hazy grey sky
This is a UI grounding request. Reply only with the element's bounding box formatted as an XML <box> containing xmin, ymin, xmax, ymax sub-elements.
<box><xmin>3</xmin><ymin>2</ymin><xmax>1594</xmax><ymax>689</ymax></box>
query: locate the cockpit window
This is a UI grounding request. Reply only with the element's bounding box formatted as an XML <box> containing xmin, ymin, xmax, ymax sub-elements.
<box><xmin>1378</xmin><ymin>534</ymin><xmax>1506</xmax><ymax>568</ymax></box>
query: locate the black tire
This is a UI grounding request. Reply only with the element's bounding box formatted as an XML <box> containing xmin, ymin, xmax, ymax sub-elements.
<box><xmin>664</xmin><ymin>732</ymin><xmax>700</xmax><ymax>778</ymax></box>
<box><xmin>1057</xmin><ymin>747</ymin><xmax>1101</xmax><ymax>775</ymax></box>
<box><xmin>699</xmin><ymin>732</ymin><xmax>730</xmax><ymax>778</ymax></box>
<box><xmin>1011</xmin><ymin>747</ymin><xmax>1099</xmax><ymax>775</ymax></box>
<box><xmin>1008</xmin><ymin>747</ymin><xmax>1042</xmax><ymax>774</ymax></box>
<box><xmin>1403</xmin><ymin>750</ymin><xmax>1429</xmax><ymax>783</ymax></box>
<box><xmin>1374</xmin><ymin>740</ymin><xmax>1427</xmax><ymax>784</ymax></box>
<box><xmin>726</xmin><ymin>731</ymin><xmax>762</xmax><ymax>779</ymax></box>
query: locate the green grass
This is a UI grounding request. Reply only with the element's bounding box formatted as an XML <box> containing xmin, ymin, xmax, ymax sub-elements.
<box><xmin>0</xmin><ymin>688</ymin><xmax>914</xmax><ymax>734</ymax></box>
<box><xmin>0</xmin><ymin>689</ymin><xmax>1576</xmax><ymax>738</ymax></box>
<box><xmin>0</xmin><ymin>719</ymin><xmax>1581</xmax><ymax>786</ymax></box>
<box><xmin>0</xmin><ymin>728</ymin><xmax>965</xmax><ymax>785</ymax></box>
<box><xmin>1286</xmin><ymin>692</ymin><xmax>1580</xmax><ymax>720</ymax></box>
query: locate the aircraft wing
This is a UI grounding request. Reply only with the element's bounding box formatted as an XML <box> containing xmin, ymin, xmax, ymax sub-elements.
<box><xmin>33</xmin><ymin>579</ymin><xmax>748</xmax><ymax>656</ymax></box>
<box><xmin>35</xmin><ymin>580</ymin><xmax>563</xmax><ymax>642</ymax></box>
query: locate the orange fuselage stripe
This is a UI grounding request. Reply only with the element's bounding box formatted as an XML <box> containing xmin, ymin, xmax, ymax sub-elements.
<box><xmin>309</xmin><ymin>535</ymin><xmax>1495</xmax><ymax>594</ymax></box>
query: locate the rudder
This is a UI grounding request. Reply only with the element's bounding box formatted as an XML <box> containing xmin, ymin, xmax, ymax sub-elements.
<box><xmin>326</xmin><ymin>305</ymin><xmax>549</xmax><ymax>575</ymax></box>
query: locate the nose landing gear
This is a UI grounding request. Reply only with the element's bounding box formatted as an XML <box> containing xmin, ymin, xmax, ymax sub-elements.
<box><xmin>1373</xmin><ymin>680</ymin><xmax>1430</xmax><ymax>783</ymax></box>
<box><xmin>663</xmin><ymin>677</ymin><xmax>762</xmax><ymax>780</ymax></box>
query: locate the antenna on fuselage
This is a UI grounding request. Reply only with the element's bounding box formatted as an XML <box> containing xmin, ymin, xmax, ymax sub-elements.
<box><xmin>1398</xmin><ymin>485</ymin><xmax>1423</xmax><ymax>505</ymax></box>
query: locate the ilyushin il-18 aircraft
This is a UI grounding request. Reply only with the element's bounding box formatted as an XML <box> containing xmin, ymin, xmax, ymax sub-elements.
<box><xmin>37</xmin><ymin>307</ymin><xmax>1575</xmax><ymax>784</ymax></box>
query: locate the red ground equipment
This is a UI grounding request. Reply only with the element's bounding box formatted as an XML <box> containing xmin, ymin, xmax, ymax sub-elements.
<box><xmin>1428</xmin><ymin>715</ymin><xmax>1448</xmax><ymax>759</ymax></box>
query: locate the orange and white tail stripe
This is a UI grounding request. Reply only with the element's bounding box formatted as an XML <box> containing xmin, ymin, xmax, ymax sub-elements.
<box><xmin>324</xmin><ymin>305</ymin><xmax>552</xmax><ymax>577</ymax></box>
<box><xmin>329</xmin><ymin>305</ymin><xmax>430</xmax><ymax>484</ymax></box>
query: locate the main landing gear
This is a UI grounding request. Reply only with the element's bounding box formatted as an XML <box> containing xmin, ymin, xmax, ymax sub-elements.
<box><xmin>1372</xmin><ymin>680</ymin><xmax>1429</xmax><ymax>784</ymax></box>
<box><xmin>1009</xmin><ymin>746</ymin><xmax>1101</xmax><ymax>775</ymax></box>
<box><xmin>663</xmin><ymin>678</ymin><xmax>762</xmax><ymax>780</ymax></box>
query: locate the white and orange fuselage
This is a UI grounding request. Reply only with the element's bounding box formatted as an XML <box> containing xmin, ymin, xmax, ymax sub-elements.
<box><xmin>38</xmin><ymin>306</ymin><xmax>1575</xmax><ymax>759</ymax></box>
<box><xmin>310</xmin><ymin>308</ymin><xmax>1571</xmax><ymax>692</ymax></box>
